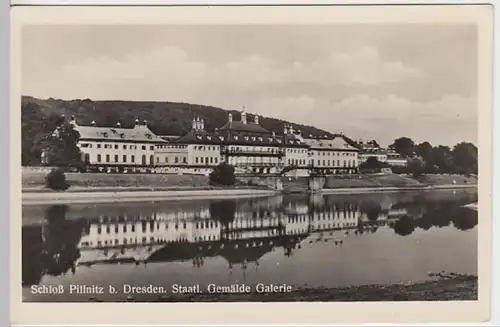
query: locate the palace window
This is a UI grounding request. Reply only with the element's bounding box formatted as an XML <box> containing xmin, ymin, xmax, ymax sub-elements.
<box><xmin>131</xmin><ymin>155</ymin><xmax>135</xmax><ymax>163</ymax></box>
<box><xmin>123</xmin><ymin>155</ymin><xmax>127</xmax><ymax>163</ymax></box>
<box><xmin>115</xmin><ymin>155</ymin><xmax>118</xmax><ymax>162</ymax></box>
<box><xmin>150</xmin><ymin>146</ymin><xmax>154</xmax><ymax>150</ymax></box>
<box><xmin>183</xmin><ymin>157</ymin><xmax>187</xmax><ymax>163</ymax></box>
<box><xmin>97</xmin><ymin>154</ymin><xmax>102</xmax><ymax>162</ymax></box>
<box><xmin>97</xmin><ymin>144</ymin><xmax>101</xmax><ymax>149</ymax></box>
<box><xmin>123</xmin><ymin>145</ymin><xmax>127</xmax><ymax>150</ymax></box>
<box><xmin>114</xmin><ymin>144</ymin><xmax>118</xmax><ymax>149</ymax></box>
<box><xmin>175</xmin><ymin>157</ymin><xmax>179</xmax><ymax>163</ymax></box>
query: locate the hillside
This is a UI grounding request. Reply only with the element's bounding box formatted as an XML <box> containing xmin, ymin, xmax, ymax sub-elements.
<box><xmin>22</xmin><ymin>96</ymin><xmax>337</xmax><ymax>139</ymax></box>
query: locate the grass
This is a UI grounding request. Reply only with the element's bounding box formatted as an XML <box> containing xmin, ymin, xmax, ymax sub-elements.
<box><xmin>22</xmin><ymin>170</ymin><xmax>209</xmax><ymax>189</ymax></box>
<box><xmin>324</xmin><ymin>173</ymin><xmax>477</xmax><ymax>189</ymax></box>
<box><xmin>22</xmin><ymin>167</ymin><xmax>478</xmax><ymax>192</ymax></box>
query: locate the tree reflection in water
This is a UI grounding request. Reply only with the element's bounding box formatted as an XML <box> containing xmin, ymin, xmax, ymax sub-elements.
<box><xmin>209</xmin><ymin>200</ymin><xmax>236</xmax><ymax>226</ymax></box>
<box><xmin>22</xmin><ymin>205</ymin><xmax>86</xmax><ymax>286</ymax></box>
<box><xmin>390</xmin><ymin>201</ymin><xmax>478</xmax><ymax>236</ymax></box>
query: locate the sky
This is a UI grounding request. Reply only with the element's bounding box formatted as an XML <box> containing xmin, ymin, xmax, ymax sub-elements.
<box><xmin>22</xmin><ymin>24</ymin><xmax>478</xmax><ymax>147</ymax></box>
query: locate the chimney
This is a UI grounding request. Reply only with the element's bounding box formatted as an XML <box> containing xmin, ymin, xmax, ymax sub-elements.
<box><xmin>254</xmin><ymin>115</ymin><xmax>259</xmax><ymax>125</ymax></box>
<box><xmin>192</xmin><ymin>117</ymin><xmax>196</xmax><ymax>130</ymax></box>
<box><xmin>200</xmin><ymin>119</ymin><xmax>205</xmax><ymax>130</ymax></box>
<box><xmin>70</xmin><ymin>115</ymin><xmax>77</xmax><ymax>126</ymax></box>
<box><xmin>284</xmin><ymin>124</ymin><xmax>289</xmax><ymax>135</ymax></box>
<box><xmin>134</xmin><ymin>119</ymin><xmax>140</xmax><ymax>126</ymax></box>
<box><xmin>272</xmin><ymin>131</ymin><xmax>276</xmax><ymax>137</ymax></box>
<box><xmin>195</xmin><ymin>117</ymin><xmax>201</xmax><ymax>130</ymax></box>
<box><xmin>91</xmin><ymin>120</ymin><xmax>96</xmax><ymax>126</ymax></box>
<box><xmin>116</xmin><ymin>122</ymin><xmax>121</xmax><ymax>127</ymax></box>
<box><xmin>241</xmin><ymin>106</ymin><xmax>247</xmax><ymax>124</ymax></box>
<box><xmin>143</xmin><ymin>120</ymin><xmax>147</xmax><ymax>127</ymax></box>
<box><xmin>289</xmin><ymin>125</ymin><xmax>294</xmax><ymax>134</ymax></box>
<box><xmin>228</xmin><ymin>113</ymin><xmax>233</xmax><ymax>123</ymax></box>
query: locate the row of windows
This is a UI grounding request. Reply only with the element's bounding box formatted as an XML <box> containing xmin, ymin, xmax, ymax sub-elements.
<box><xmin>156</xmin><ymin>156</ymin><xmax>188</xmax><ymax>164</ymax></box>
<box><xmin>81</xmin><ymin>143</ymin><xmax>154</xmax><ymax>150</ymax></box>
<box><xmin>95</xmin><ymin>154</ymin><xmax>155</xmax><ymax>165</ymax></box>
<box><xmin>96</xmin><ymin>220</ymin><xmax>221</xmax><ymax>235</ymax></box>
<box><xmin>311</xmin><ymin>151</ymin><xmax>357</xmax><ymax>157</ymax></box>
<box><xmin>315</xmin><ymin>160</ymin><xmax>356</xmax><ymax>167</ymax></box>
<box><xmin>228</xmin><ymin>146</ymin><xmax>279</xmax><ymax>152</ymax></box>
<box><xmin>287</xmin><ymin>149</ymin><xmax>308</xmax><ymax>154</ymax></box>
<box><xmin>287</xmin><ymin>159</ymin><xmax>308</xmax><ymax>166</ymax></box>
<box><xmin>195</xmin><ymin>157</ymin><xmax>219</xmax><ymax>165</ymax></box>
<box><xmin>194</xmin><ymin>146</ymin><xmax>219</xmax><ymax>151</ymax></box>
<box><xmin>157</xmin><ymin>145</ymin><xmax>187</xmax><ymax>149</ymax></box>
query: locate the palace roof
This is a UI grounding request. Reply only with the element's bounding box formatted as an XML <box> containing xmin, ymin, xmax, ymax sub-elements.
<box><xmin>70</xmin><ymin>119</ymin><xmax>166</xmax><ymax>144</ymax></box>
<box><xmin>304</xmin><ymin>135</ymin><xmax>360</xmax><ymax>151</ymax></box>
<box><xmin>219</xmin><ymin>121</ymin><xmax>271</xmax><ymax>134</ymax></box>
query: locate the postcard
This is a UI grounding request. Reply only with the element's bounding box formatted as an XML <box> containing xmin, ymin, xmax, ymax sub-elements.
<box><xmin>10</xmin><ymin>4</ymin><xmax>493</xmax><ymax>325</ymax></box>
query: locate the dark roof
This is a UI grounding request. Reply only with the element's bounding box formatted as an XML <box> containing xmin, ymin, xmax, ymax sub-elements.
<box><xmin>283</xmin><ymin>133</ymin><xmax>309</xmax><ymax>148</ymax></box>
<box><xmin>174</xmin><ymin>130</ymin><xmax>225</xmax><ymax>145</ymax></box>
<box><xmin>219</xmin><ymin>121</ymin><xmax>270</xmax><ymax>134</ymax></box>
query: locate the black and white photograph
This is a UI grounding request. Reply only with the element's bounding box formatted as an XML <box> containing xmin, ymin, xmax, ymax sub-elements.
<box><xmin>11</xmin><ymin>3</ymin><xmax>493</xmax><ymax>325</ymax></box>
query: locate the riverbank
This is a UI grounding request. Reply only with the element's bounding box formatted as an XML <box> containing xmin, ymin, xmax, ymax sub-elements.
<box><xmin>21</xmin><ymin>169</ymin><xmax>477</xmax><ymax>205</ymax></box>
<box><xmin>22</xmin><ymin>188</ymin><xmax>277</xmax><ymax>206</ymax></box>
<box><xmin>322</xmin><ymin>183</ymin><xmax>477</xmax><ymax>195</ymax></box>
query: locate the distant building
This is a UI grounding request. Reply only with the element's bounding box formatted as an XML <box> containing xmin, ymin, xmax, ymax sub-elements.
<box><xmin>303</xmin><ymin>135</ymin><xmax>360</xmax><ymax>174</ymax></box>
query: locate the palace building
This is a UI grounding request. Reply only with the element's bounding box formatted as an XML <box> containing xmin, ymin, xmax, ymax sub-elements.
<box><xmin>45</xmin><ymin>109</ymin><xmax>362</xmax><ymax>175</ymax></box>
<box><xmin>43</xmin><ymin>116</ymin><xmax>167</xmax><ymax>172</ymax></box>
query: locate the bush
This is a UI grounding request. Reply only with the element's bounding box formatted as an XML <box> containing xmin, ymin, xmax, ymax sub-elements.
<box><xmin>45</xmin><ymin>168</ymin><xmax>70</xmax><ymax>191</ymax></box>
<box><xmin>209</xmin><ymin>163</ymin><xmax>235</xmax><ymax>186</ymax></box>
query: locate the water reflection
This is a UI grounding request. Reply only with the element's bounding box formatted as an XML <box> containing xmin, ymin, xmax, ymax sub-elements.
<box><xmin>22</xmin><ymin>189</ymin><xmax>478</xmax><ymax>289</ymax></box>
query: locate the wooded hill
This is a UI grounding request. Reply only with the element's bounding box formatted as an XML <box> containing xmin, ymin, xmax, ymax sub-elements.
<box><xmin>21</xmin><ymin>95</ymin><xmax>351</xmax><ymax>166</ymax></box>
<box><xmin>22</xmin><ymin>96</ymin><xmax>336</xmax><ymax>138</ymax></box>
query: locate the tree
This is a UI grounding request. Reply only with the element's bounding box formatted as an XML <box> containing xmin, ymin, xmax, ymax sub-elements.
<box><xmin>430</xmin><ymin>145</ymin><xmax>453</xmax><ymax>172</ymax></box>
<box><xmin>359</xmin><ymin>157</ymin><xmax>389</xmax><ymax>170</ymax></box>
<box><xmin>391</xmin><ymin>137</ymin><xmax>415</xmax><ymax>158</ymax></box>
<box><xmin>451</xmin><ymin>142</ymin><xmax>478</xmax><ymax>174</ymax></box>
<box><xmin>209</xmin><ymin>162</ymin><xmax>236</xmax><ymax>186</ymax></box>
<box><xmin>40</xmin><ymin>122</ymin><xmax>82</xmax><ymax>167</ymax></box>
<box><xmin>45</xmin><ymin>168</ymin><xmax>70</xmax><ymax>190</ymax></box>
<box><xmin>415</xmin><ymin>142</ymin><xmax>433</xmax><ymax>162</ymax></box>
<box><xmin>407</xmin><ymin>157</ymin><xmax>425</xmax><ymax>178</ymax></box>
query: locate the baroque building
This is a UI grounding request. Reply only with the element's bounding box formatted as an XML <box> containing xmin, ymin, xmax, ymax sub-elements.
<box><xmin>45</xmin><ymin>109</ymin><xmax>362</xmax><ymax>175</ymax></box>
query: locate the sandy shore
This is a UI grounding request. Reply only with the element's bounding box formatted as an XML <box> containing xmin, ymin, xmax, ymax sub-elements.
<box><xmin>22</xmin><ymin>188</ymin><xmax>277</xmax><ymax>205</ymax></box>
<box><xmin>322</xmin><ymin>184</ymin><xmax>477</xmax><ymax>195</ymax></box>
<box><xmin>21</xmin><ymin>184</ymin><xmax>477</xmax><ymax>205</ymax></box>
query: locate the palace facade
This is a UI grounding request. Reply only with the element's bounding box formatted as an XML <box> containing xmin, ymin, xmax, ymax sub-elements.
<box><xmin>47</xmin><ymin>110</ymin><xmax>362</xmax><ymax>175</ymax></box>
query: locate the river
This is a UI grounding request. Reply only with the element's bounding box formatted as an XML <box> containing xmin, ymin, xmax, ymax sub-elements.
<box><xmin>21</xmin><ymin>188</ymin><xmax>478</xmax><ymax>302</ymax></box>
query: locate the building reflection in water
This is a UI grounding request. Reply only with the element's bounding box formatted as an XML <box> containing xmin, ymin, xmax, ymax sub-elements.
<box><xmin>22</xmin><ymin>190</ymin><xmax>478</xmax><ymax>286</ymax></box>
